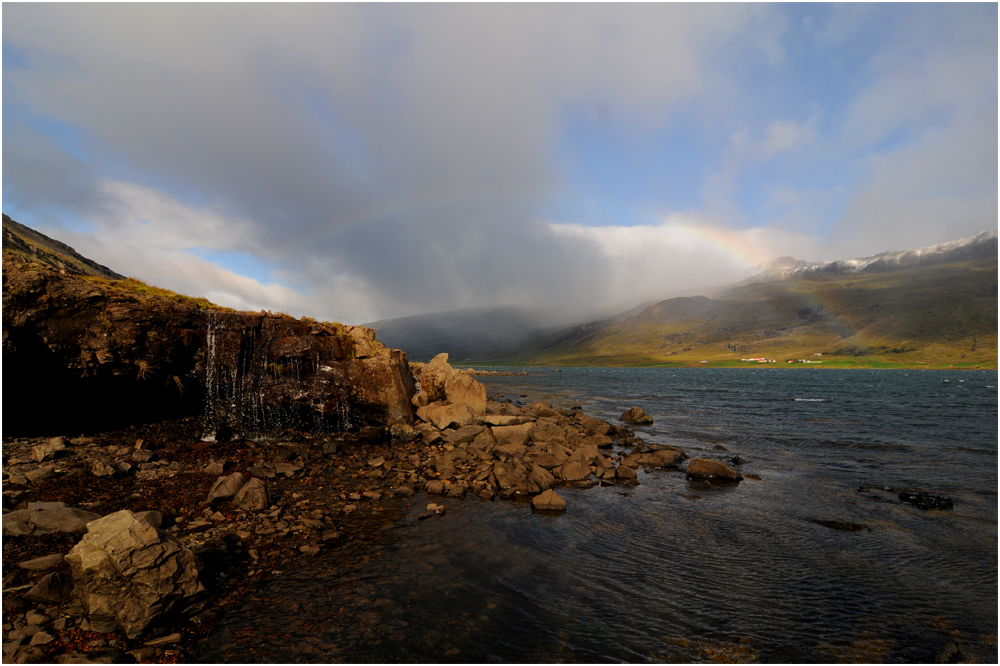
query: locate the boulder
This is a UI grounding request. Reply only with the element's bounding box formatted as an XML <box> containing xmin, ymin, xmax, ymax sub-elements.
<box><xmin>65</xmin><ymin>510</ymin><xmax>204</xmax><ymax>639</ymax></box>
<box><xmin>526</xmin><ymin>464</ymin><xmax>556</xmax><ymax>493</ymax></box>
<box><xmin>233</xmin><ymin>478</ymin><xmax>270</xmax><ymax>511</ymax></box>
<box><xmin>207</xmin><ymin>472</ymin><xmax>246</xmax><ymax>502</ymax></box>
<box><xmin>531</xmin><ymin>489</ymin><xmax>566</xmax><ymax>512</ymax></box>
<box><xmin>685</xmin><ymin>458</ymin><xmax>742</xmax><ymax>482</ymax></box>
<box><xmin>417</xmin><ymin>402</ymin><xmax>473</xmax><ymax>430</ymax></box>
<box><xmin>414</xmin><ymin>353</ymin><xmax>487</xmax><ymax>414</ymax></box>
<box><xmin>615</xmin><ymin>464</ymin><xmax>639</xmax><ymax>485</ymax></box>
<box><xmin>620</xmin><ymin>406</ymin><xmax>653</xmax><ymax>425</ymax></box>
<box><xmin>526</xmin><ymin>402</ymin><xmax>560</xmax><ymax>418</ymax></box>
<box><xmin>530</xmin><ymin>422</ymin><xmax>566</xmax><ymax>444</ymax></box>
<box><xmin>492</xmin><ymin>423</ymin><xmax>534</xmax><ymax>447</ymax></box>
<box><xmin>134</xmin><ymin>511</ymin><xmax>164</xmax><ymax>529</ymax></box>
<box><xmin>555</xmin><ymin>460</ymin><xmax>592</xmax><ymax>482</ymax></box>
<box><xmin>32</xmin><ymin>439</ymin><xmax>67</xmax><ymax>462</ymax></box>
<box><xmin>3</xmin><ymin>504</ymin><xmax>101</xmax><ymax>536</ymax></box>
<box><xmin>637</xmin><ymin>447</ymin><xmax>686</xmax><ymax>468</ymax></box>
<box><xmin>19</xmin><ymin>554</ymin><xmax>65</xmax><ymax>571</ymax></box>
<box><xmin>24</xmin><ymin>572</ymin><xmax>74</xmax><ymax>604</ymax></box>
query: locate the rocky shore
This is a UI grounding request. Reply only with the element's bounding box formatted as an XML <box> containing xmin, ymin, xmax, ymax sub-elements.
<box><xmin>1</xmin><ymin>352</ymin><xmax>748</xmax><ymax>664</ymax></box>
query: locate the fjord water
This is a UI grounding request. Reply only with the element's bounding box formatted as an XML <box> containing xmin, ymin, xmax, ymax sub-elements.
<box><xmin>205</xmin><ymin>369</ymin><xmax>997</xmax><ymax>663</ymax></box>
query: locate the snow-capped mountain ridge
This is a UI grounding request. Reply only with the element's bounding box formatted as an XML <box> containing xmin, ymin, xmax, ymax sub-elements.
<box><xmin>749</xmin><ymin>230</ymin><xmax>997</xmax><ymax>280</ymax></box>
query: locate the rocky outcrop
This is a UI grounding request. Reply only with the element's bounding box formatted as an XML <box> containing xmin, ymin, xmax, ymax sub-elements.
<box><xmin>66</xmin><ymin>510</ymin><xmax>204</xmax><ymax>639</ymax></box>
<box><xmin>4</xmin><ymin>249</ymin><xmax>416</xmax><ymax>438</ymax></box>
<box><xmin>620</xmin><ymin>406</ymin><xmax>653</xmax><ymax>425</ymax></box>
<box><xmin>202</xmin><ymin>312</ymin><xmax>415</xmax><ymax>439</ymax></box>
<box><xmin>411</xmin><ymin>354</ymin><xmax>486</xmax><ymax>415</ymax></box>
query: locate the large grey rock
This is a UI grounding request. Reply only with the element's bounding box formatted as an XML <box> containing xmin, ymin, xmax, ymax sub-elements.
<box><xmin>207</xmin><ymin>472</ymin><xmax>246</xmax><ymax>502</ymax></box>
<box><xmin>3</xmin><ymin>504</ymin><xmax>101</xmax><ymax>536</ymax></box>
<box><xmin>233</xmin><ymin>478</ymin><xmax>270</xmax><ymax>511</ymax></box>
<box><xmin>66</xmin><ymin>510</ymin><xmax>204</xmax><ymax>639</ymax></box>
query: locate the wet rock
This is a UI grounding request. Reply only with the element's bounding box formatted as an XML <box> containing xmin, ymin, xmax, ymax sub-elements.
<box><xmin>426</xmin><ymin>503</ymin><xmax>446</xmax><ymax>515</ymax></box>
<box><xmin>425</xmin><ymin>480</ymin><xmax>446</xmax><ymax>495</ymax></box>
<box><xmin>555</xmin><ymin>460</ymin><xmax>591</xmax><ymax>482</ymax></box>
<box><xmin>234</xmin><ymin>478</ymin><xmax>270</xmax><ymax>511</ymax></box>
<box><xmin>207</xmin><ymin>472</ymin><xmax>246</xmax><ymax>502</ymax></box>
<box><xmin>299</xmin><ymin>545</ymin><xmax>321</xmax><ymax>557</ymax></box>
<box><xmin>526</xmin><ymin>464</ymin><xmax>556</xmax><ymax>493</ymax></box>
<box><xmin>636</xmin><ymin>447</ymin><xmax>686</xmax><ymax>468</ymax></box>
<box><xmin>615</xmin><ymin>464</ymin><xmax>639</xmax><ymax>485</ymax></box>
<box><xmin>18</xmin><ymin>554</ymin><xmax>65</xmax><ymax>571</ymax></box>
<box><xmin>620</xmin><ymin>406</ymin><xmax>653</xmax><ymax>425</ymax></box>
<box><xmin>531</xmin><ymin>489</ymin><xmax>566</xmax><ymax>512</ymax></box>
<box><xmin>898</xmin><ymin>492</ymin><xmax>953</xmax><ymax>510</ymax></box>
<box><xmin>685</xmin><ymin>458</ymin><xmax>742</xmax><ymax>482</ymax></box>
<box><xmin>525</xmin><ymin>402</ymin><xmax>559</xmax><ymax>418</ymax></box>
<box><xmin>321</xmin><ymin>441</ymin><xmax>341</xmax><ymax>457</ymax></box>
<box><xmin>392</xmin><ymin>486</ymin><xmax>415</xmax><ymax>497</ymax></box>
<box><xmin>66</xmin><ymin>510</ymin><xmax>204</xmax><ymax>639</ymax></box>
<box><xmin>935</xmin><ymin>640</ymin><xmax>960</xmax><ymax>663</ymax></box>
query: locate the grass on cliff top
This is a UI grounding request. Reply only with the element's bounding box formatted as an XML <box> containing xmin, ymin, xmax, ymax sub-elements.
<box><xmin>81</xmin><ymin>275</ymin><xmax>234</xmax><ymax>312</ymax></box>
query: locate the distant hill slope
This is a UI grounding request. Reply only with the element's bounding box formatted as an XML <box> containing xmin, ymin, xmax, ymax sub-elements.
<box><xmin>2</xmin><ymin>213</ymin><xmax>124</xmax><ymax>280</ymax></box>
<box><xmin>367</xmin><ymin>306</ymin><xmax>548</xmax><ymax>362</ymax></box>
<box><xmin>507</xmin><ymin>257</ymin><xmax>998</xmax><ymax>367</ymax></box>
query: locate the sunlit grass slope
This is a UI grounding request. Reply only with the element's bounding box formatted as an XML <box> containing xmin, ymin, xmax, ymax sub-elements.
<box><xmin>508</xmin><ymin>259</ymin><xmax>998</xmax><ymax>368</ymax></box>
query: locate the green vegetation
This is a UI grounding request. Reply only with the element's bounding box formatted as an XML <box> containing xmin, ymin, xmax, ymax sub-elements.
<box><xmin>506</xmin><ymin>259</ymin><xmax>998</xmax><ymax>369</ymax></box>
<box><xmin>84</xmin><ymin>276</ymin><xmax>233</xmax><ymax>311</ymax></box>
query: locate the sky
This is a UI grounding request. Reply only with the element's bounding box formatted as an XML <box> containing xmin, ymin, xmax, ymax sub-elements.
<box><xmin>3</xmin><ymin>3</ymin><xmax>997</xmax><ymax>326</ymax></box>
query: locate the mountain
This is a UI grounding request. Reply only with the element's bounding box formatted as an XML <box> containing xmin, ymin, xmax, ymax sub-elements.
<box><xmin>508</xmin><ymin>231</ymin><xmax>998</xmax><ymax>368</ymax></box>
<box><xmin>2</xmin><ymin>213</ymin><xmax>124</xmax><ymax>280</ymax></box>
<box><xmin>367</xmin><ymin>306</ymin><xmax>548</xmax><ymax>362</ymax></box>
<box><xmin>747</xmin><ymin>230</ymin><xmax>998</xmax><ymax>280</ymax></box>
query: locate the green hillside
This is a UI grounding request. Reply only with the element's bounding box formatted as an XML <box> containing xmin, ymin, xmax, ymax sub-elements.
<box><xmin>508</xmin><ymin>259</ymin><xmax>998</xmax><ymax>368</ymax></box>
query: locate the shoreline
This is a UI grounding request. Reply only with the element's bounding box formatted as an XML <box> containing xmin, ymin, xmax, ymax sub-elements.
<box><xmin>3</xmin><ymin>387</ymin><xmax>691</xmax><ymax>663</ymax></box>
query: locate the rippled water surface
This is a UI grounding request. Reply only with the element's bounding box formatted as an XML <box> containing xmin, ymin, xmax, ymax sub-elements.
<box><xmin>203</xmin><ymin>369</ymin><xmax>998</xmax><ymax>663</ymax></box>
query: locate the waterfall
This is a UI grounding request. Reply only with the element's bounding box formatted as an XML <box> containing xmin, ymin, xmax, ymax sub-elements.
<box><xmin>201</xmin><ymin>311</ymin><xmax>356</xmax><ymax>441</ymax></box>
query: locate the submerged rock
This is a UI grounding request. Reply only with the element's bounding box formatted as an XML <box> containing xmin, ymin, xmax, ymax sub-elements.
<box><xmin>685</xmin><ymin>458</ymin><xmax>742</xmax><ymax>482</ymax></box>
<box><xmin>898</xmin><ymin>492</ymin><xmax>953</xmax><ymax>510</ymax></box>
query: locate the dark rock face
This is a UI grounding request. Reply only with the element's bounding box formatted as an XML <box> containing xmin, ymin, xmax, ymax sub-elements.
<box><xmin>3</xmin><ymin>254</ymin><xmax>206</xmax><ymax>435</ymax></box>
<box><xmin>202</xmin><ymin>312</ymin><xmax>415</xmax><ymax>439</ymax></box>
<box><xmin>4</xmin><ymin>253</ymin><xmax>416</xmax><ymax>439</ymax></box>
